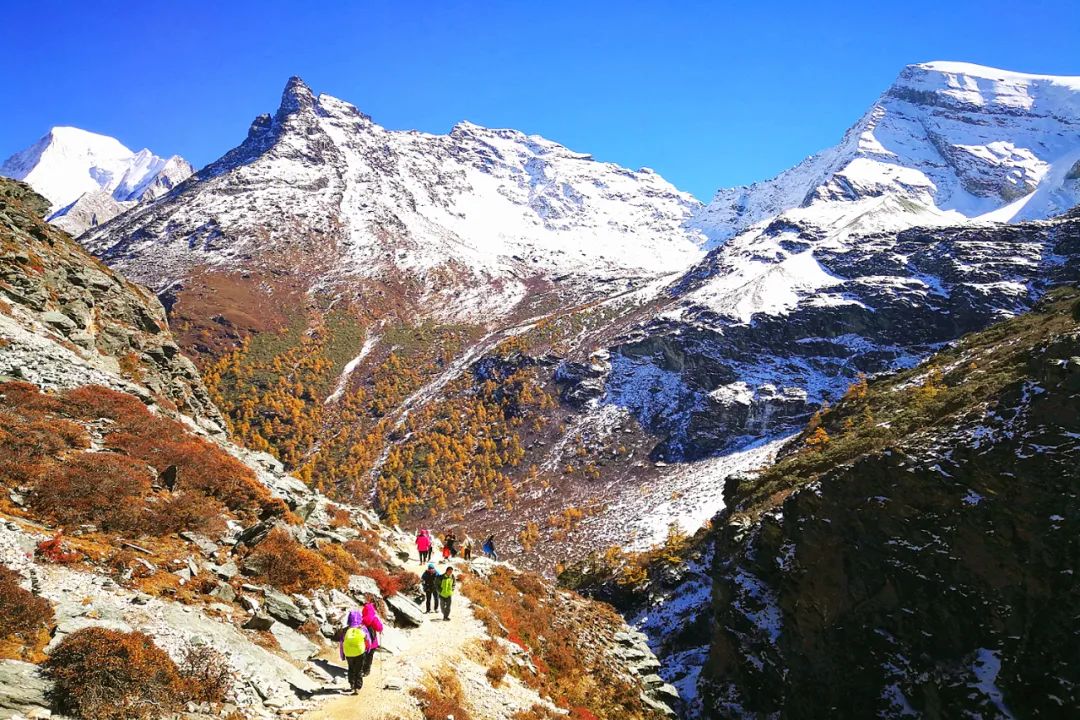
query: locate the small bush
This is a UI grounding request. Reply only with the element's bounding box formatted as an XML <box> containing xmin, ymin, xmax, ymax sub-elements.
<box><xmin>245</xmin><ymin>528</ymin><xmax>345</xmax><ymax>593</ymax></box>
<box><xmin>177</xmin><ymin>642</ymin><xmax>231</xmax><ymax>704</ymax></box>
<box><xmin>0</xmin><ymin>565</ymin><xmax>53</xmax><ymax>659</ymax></box>
<box><xmin>359</xmin><ymin>567</ymin><xmax>419</xmax><ymax>597</ymax></box>
<box><xmin>486</xmin><ymin>661</ymin><xmax>508</xmax><ymax>686</ymax></box>
<box><xmin>35</xmin><ymin>534</ymin><xmax>81</xmax><ymax>564</ymax></box>
<box><xmin>45</xmin><ymin>627</ymin><xmax>187</xmax><ymax>720</ymax></box>
<box><xmin>319</xmin><ymin>543</ymin><xmax>361</xmax><ymax>574</ymax></box>
<box><xmin>412</xmin><ymin>668</ymin><xmax>473</xmax><ymax>720</ymax></box>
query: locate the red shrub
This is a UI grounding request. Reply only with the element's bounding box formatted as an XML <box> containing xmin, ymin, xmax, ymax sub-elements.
<box><xmin>31</xmin><ymin>452</ymin><xmax>150</xmax><ymax>531</ymax></box>
<box><xmin>359</xmin><ymin>567</ymin><xmax>419</xmax><ymax>597</ymax></box>
<box><xmin>35</xmin><ymin>534</ymin><xmax>81</xmax><ymax>564</ymax></box>
<box><xmin>0</xmin><ymin>564</ymin><xmax>54</xmax><ymax>658</ymax></box>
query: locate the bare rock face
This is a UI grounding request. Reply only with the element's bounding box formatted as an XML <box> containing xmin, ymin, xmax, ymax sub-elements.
<box><xmin>702</xmin><ymin>289</ymin><xmax>1080</xmax><ymax>718</ymax></box>
<box><xmin>0</xmin><ymin>178</ymin><xmax>223</xmax><ymax>432</ymax></box>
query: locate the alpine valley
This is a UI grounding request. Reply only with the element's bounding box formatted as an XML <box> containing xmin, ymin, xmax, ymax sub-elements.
<box><xmin>2</xmin><ymin>60</ymin><xmax>1079</xmax><ymax>719</ymax></box>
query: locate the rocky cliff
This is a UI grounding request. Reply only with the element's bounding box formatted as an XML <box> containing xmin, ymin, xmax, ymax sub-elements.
<box><xmin>702</xmin><ymin>286</ymin><xmax>1080</xmax><ymax>718</ymax></box>
<box><xmin>0</xmin><ymin>178</ymin><xmax>222</xmax><ymax>431</ymax></box>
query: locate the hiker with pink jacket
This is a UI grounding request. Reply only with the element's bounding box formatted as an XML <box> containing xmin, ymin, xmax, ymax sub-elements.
<box><xmin>360</xmin><ymin>595</ymin><xmax>384</xmax><ymax>677</ymax></box>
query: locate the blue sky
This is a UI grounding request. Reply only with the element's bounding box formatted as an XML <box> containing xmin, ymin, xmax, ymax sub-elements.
<box><xmin>2</xmin><ymin>1</ymin><xmax>1078</xmax><ymax>200</ymax></box>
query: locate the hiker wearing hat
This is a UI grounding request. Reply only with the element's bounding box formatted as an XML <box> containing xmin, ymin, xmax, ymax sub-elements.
<box><xmin>360</xmin><ymin>595</ymin><xmax>384</xmax><ymax>678</ymax></box>
<box><xmin>339</xmin><ymin>609</ymin><xmax>373</xmax><ymax>693</ymax></box>
<box><xmin>421</xmin><ymin>562</ymin><xmax>440</xmax><ymax>613</ymax></box>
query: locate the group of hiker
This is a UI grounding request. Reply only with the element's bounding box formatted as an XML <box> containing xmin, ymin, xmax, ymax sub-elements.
<box><xmin>336</xmin><ymin>527</ymin><xmax>499</xmax><ymax>694</ymax></box>
<box><xmin>415</xmin><ymin>527</ymin><xmax>497</xmax><ymax>563</ymax></box>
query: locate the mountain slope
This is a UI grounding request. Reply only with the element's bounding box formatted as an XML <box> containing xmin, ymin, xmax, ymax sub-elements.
<box><xmin>703</xmin><ymin>286</ymin><xmax>1080</xmax><ymax>718</ymax></box>
<box><xmin>1</xmin><ymin>127</ymin><xmax>193</xmax><ymax>235</ymax></box>
<box><xmin>0</xmin><ymin>179</ymin><xmax>673</xmax><ymax>720</ymax></box>
<box><xmin>74</xmin><ymin>64</ymin><xmax>1080</xmax><ymax>567</ymax></box>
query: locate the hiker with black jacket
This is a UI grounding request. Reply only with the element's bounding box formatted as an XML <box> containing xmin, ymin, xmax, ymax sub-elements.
<box><xmin>421</xmin><ymin>562</ymin><xmax>440</xmax><ymax>613</ymax></box>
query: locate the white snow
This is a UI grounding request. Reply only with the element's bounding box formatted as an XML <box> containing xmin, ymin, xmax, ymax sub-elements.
<box><xmin>324</xmin><ymin>331</ymin><xmax>380</xmax><ymax>404</ymax></box>
<box><xmin>971</xmin><ymin>648</ymin><xmax>1016</xmax><ymax>719</ymax></box>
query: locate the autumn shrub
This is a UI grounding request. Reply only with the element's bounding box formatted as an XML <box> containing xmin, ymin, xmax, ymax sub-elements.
<box><xmin>342</xmin><ymin>534</ymin><xmax>388</xmax><ymax>567</ymax></box>
<box><xmin>177</xmin><ymin>642</ymin><xmax>231</xmax><ymax>704</ymax></box>
<box><xmin>45</xmin><ymin>627</ymin><xmax>188</xmax><ymax>720</ymax></box>
<box><xmin>30</xmin><ymin>452</ymin><xmax>150</xmax><ymax>531</ymax></box>
<box><xmin>0</xmin><ymin>564</ymin><xmax>53</xmax><ymax>659</ymax></box>
<box><xmin>320</xmin><ymin>542</ymin><xmax>362</xmax><ymax>574</ymax></box>
<box><xmin>246</xmin><ymin>528</ymin><xmax>345</xmax><ymax>593</ymax></box>
<box><xmin>486</xmin><ymin>660</ymin><xmax>508</xmax><ymax>686</ymax></box>
<box><xmin>150</xmin><ymin>491</ymin><xmax>229</xmax><ymax>536</ymax></box>
<box><xmin>411</xmin><ymin>668</ymin><xmax>473</xmax><ymax>720</ymax></box>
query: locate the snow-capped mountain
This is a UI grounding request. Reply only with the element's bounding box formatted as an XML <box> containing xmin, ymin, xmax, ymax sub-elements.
<box><xmin>1</xmin><ymin>126</ymin><xmax>193</xmax><ymax>235</ymax></box>
<box><xmin>694</xmin><ymin>62</ymin><xmax>1080</xmax><ymax>243</ymax></box>
<box><xmin>82</xmin><ymin>77</ymin><xmax>708</xmax><ymax>321</ymax></box>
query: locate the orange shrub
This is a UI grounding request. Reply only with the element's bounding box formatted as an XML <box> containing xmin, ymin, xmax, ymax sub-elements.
<box><xmin>320</xmin><ymin>543</ymin><xmax>361</xmax><ymax>574</ymax></box>
<box><xmin>45</xmin><ymin>627</ymin><xmax>187</xmax><ymax>720</ymax></box>
<box><xmin>0</xmin><ymin>564</ymin><xmax>53</xmax><ymax>660</ymax></box>
<box><xmin>176</xmin><ymin>642</ymin><xmax>230</xmax><ymax>704</ymax></box>
<box><xmin>411</xmin><ymin>669</ymin><xmax>473</xmax><ymax>720</ymax></box>
<box><xmin>246</xmin><ymin>528</ymin><xmax>345</xmax><ymax>593</ymax></box>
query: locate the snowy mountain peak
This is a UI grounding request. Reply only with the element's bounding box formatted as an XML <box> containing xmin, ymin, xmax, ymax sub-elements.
<box><xmin>278</xmin><ymin>75</ymin><xmax>318</xmax><ymax>117</ymax></box>
<box><xmin>693</xmin><ymin>62</ymin><xmax>1080</xmax><ymax>245</ymax></box>
<box><xmin>83</xmin><ymin>76</ymin><xmax>708</xmax><ymax>321</ymax></box>
<box><xmin>1</xmin><ymin>126</ymin><xmax>194</xmax><ymax>235</ymax></box>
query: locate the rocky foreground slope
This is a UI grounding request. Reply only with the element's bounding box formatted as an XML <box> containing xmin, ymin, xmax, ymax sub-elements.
<box><xmin>0</xmin><ymin>180</ymin><xmax>672</xmax><ymax>720</ymax></box>
<box><xmin>703</xmin><ymin>286</ymin><xmax>1080</xmax><ymax>717</ymax></box>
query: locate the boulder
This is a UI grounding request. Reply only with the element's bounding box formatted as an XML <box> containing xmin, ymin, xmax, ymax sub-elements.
<box><xmin>385</xmin><ymin>594</ymin><xmax>425</xmax><ymax>627</ymax></box>
<box><xmin>0</xmin><ymin>660</ymin><xmax>52</xmax><ymax>716</ymax></box>
<box><xmin>262</xmin><ymin>588</ymin><xmax>306</xmax><ymax>627</ymax></box>
<box><xmin>180</xmin><ymin>531</ymin><xmax>220</xmax><ymax>558</ymax></box>
<box><xmin>268</xmin><ymin>622</ymin><xmax>319</xmax><ymax>661</ymax></box>
<box><xmin>348</xmin><ymin>574</ymin><xmax>381</xmax><ymax>600</ymax></box>
<box><xmin>243</xmin><ymin>613</ymin><xmax>275</xmax><ymax>631</ymax></box>
<box><xmin>210</xmin><ymin>582</ymin><xmax>236</xmax><ymax>603</ymax></box>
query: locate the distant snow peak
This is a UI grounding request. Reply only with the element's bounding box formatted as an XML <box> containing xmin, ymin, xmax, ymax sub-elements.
<box><xmin>0</xmin><ymin>126</ymin><xmax>193</xmax><ymax>236</ymax></box>
<box><xmin>693</xmin><ymin>61</ymin><xmax>1080</xmax><ymax>245</ymax></box>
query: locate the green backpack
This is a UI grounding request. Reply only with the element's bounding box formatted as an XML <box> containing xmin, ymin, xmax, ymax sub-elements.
<box><xmin>342</xmin><ymin>626</ymin><xmax>368</xmax><ymax>657</ymax></box>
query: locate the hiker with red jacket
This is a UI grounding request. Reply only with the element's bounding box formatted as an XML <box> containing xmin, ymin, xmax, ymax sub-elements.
<box><xmin>416</xmin><ymin>528</ymin><xmax>432</xmax><ymax>563</ymax></box>
<box><xmin>360</xmin><ymin>595</ymin><xmax>384</xmax><ymax>678</ymax></box>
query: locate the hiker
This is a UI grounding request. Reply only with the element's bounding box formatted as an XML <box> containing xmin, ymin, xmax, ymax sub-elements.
<box><xmin>482</xmin><ymin>534</ymin><xmax>498</xmax><ymax>561</ymax></box>
<box><xmin>441</xmin><ymin>542</ymin><xmax>451</xmax><ymax>560</ymax></box>
<box><xmin>462</xmin><ymin>538</ymin><xmax>472</xmax><ymax>561</ymax></box>
<box><xmin>445</xmin><ymin>530</ymin><xmax>458</xmax><ymax>557</ymax></box>
<box><xmin>416</xmin><ymin>529</ymin><xmax>432</xmax><ymax>563</ymax></box>
<box><xmin>339</xmin><ymin>609</ymin><xmax>372</xmax><ymax>693</ymax></box>
<box><xmin>360</xmin><ymin>595</ymin><xmax>384</xmax><ymax>678</ymax></box>
<box><xmin>438</xmin><ymin>566</ymin><xmax>457</xmax><ymax>620</ymax></box>
<box><xmin>421</xmin><ymin>562</ymin><xmax>440</xmax><ymax>613</ymax></box>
